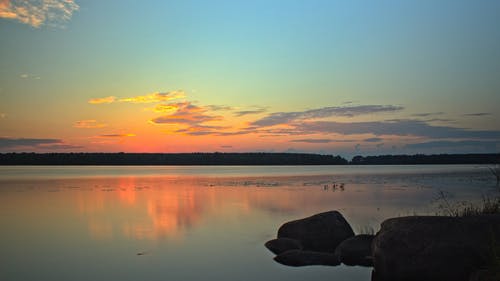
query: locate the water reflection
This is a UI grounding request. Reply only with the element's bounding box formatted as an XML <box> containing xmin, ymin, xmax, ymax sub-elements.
<box><xmin>0</xmin><ymin>166</ymin><xmax>495</xmax><ymax>281</ymax></box>
<box><xmin>61</xmin><ymin>175</ymin><xmax>458</xmax><ymax>242</ymax></box>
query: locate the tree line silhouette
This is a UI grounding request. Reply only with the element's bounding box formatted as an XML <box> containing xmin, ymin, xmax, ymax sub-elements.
<box><xmin>0</xmin><ymin>152</ymin><xmax>348</xmax><ymax>165</ymax></box>
<box><xmin>350</xmin><ymin>153</ymin><xmax>499</xmax><ymax>165</ymax></box>
<box><xmin>0</xmin><ymin>152</ymin><xmax>498</xmax><ymax>165</ymax></box>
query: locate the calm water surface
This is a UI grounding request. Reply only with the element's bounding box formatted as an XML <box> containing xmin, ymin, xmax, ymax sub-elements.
<box><xmin>0</xmin><ymin>165</ymin><xmax>497</xmax><ymax>281</ymax></box>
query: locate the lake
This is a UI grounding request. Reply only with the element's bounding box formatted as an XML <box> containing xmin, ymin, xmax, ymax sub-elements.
<box><xmin>0</xmin><ymin>165</ymin><xmax>497</xmax><ymax>281</ymax></box>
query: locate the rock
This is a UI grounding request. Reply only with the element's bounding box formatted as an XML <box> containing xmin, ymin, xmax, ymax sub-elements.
<box><xmin>334</xmin><ymin>234</ymin><xmax>374</xmax><ymax>266</ymax></box>
<box><xmin>274</xmin><ymin>249</ymin><xmax>341</xmax><ymax>267</ymax></box>
<box><xmin>277</xmin><ymin>210</ymin><xmax>355</xmax><ymax>252</ymax></box>
<box><xmin>265</xmin><ymin>238</ymin><xmax>302</xmax><ymax>255</ymax></box>
<box><xmin>372</xmin><ymin>215</ymin><xmax>500</xmax><ymax>281</ymax></box>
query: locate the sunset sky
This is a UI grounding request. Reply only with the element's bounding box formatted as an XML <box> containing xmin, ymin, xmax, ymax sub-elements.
<box><xmin>1</xmin><ymin>0</ymin><xmax>499</xmax><ymax>157</ymax></box>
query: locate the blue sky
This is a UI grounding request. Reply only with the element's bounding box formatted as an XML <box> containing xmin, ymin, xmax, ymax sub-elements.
<box><xmin>0</xmin><ymin>0</ymin><xmax>499</xmax><ymax>157</ymax></box>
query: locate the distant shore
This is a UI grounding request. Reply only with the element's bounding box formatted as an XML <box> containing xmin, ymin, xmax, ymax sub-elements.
<box><xmin>0</xmin><ymin>152</ymin><xmax>498</xmax><ymax>165</ymax></box>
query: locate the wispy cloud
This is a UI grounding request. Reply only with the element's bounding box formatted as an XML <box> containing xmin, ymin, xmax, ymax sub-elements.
<box><xmin>0</xmin><ymin>137</ymin><xmax>60</xmax><ymax>148</ymax></box>
<box><xmin>119</xmin><ymin>91</ymin><xmax>185</xmax><ymax>103</ymax></box>
<box><xmin>252</xmin><ymin>105</ymin><xmax>404</xmax><ymax>127</ymax></box>
<box><xmin>207</xmin><ymin>105</ymin><xmax>234</xmax><ymax>111</ymax></box>
<box><xmin>0</xmin><ymin>137</ymin><xmax>80</xmax><ymax>150</ymax></box>
<box><xmin>0</xmin><ymin>0</ymin><xmax>79</xmax><ymax>28</ymax></box>
<box><xmin>150</xmin><ymin>104</ymin><xmax>179</xmax><ymax>113</ymax></box>
<box><xmin>98</xmin><ymin>134</ymin><xmax>136</xmax><ymax>138</ymax></box>
<box><xmin>463</xmin><ymin>112</ymin><xmax>491</xmax><ymax>117</ymax></box>
<box><xmin>88</xmin><ymin>96</ymin><xmax>116</xmax><ymax>104</ymax></box>
<box><xmin>410</xmin><ymin>112</ymin><xmax>444</xmax><ymax>117</ymax></box>
<box><xmin>40</xmin><ymin>144</ymin><xmax>83</xmax><ymax>149</ymax></box>
<box><xmin>233</xmin><ymin>107</ymin><xmax>267</xmax><ymax>117</ymax></box>
<box><xmin>174</xmin><ymin>125</ymin><xmax>228</xmax><ymax>136</ymax></box>
<box><xmin>19</xmin><ymin>73</ymin><xmax>41</xmax><ymax>80</ymax></box>
<box><xmin>290</xmin><ymin>139</ymin><xmax>356</xmax><ymax>144</ymax></box>
<box><xmin>150</xmin><ymin>102</ymin><xmax>222</xmax><ymax>126</ymax></box>
<box><xmin>364</xmin><ymin>137</ymin><xmax>383</xmax><ymax>142</ymax></box>
<box><xmin>89</xmin><ymin>91</ymin><xmax>185</xmax><ymax>105</ymax></box>
<box><xmin>291</xmin><ymin>120</ymin><xmax>500</xmax><ymax>139</ymax></box>
<box><xmin>74</xmin><ymin>120</ymin><xmax>107</xmax><ymax>129</ymax></box>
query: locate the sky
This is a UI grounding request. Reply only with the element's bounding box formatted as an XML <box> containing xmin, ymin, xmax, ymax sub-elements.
<box><xmin>0</xmin><ymin>0</ymin><xmax>499</xmax><ymax>158</ymax></box>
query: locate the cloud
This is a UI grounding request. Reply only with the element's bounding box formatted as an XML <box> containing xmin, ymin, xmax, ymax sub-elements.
<box><xmin>410</xmin><ymin>112</ymin><xmax>444</xmax><ymax>117</ymax></box>
<box><xmin>150</xmin><ymin>102</ymin><xmax>222</xmax><ymax>126</ymax></box>
<box><xmin>0</xmin><ymin>0</ymin><xmax>79</xmax><ymax>28</ymax></box>
<box><xmin>150</xmin><ymin>104</ymin><xmax>177</xmax><ymax>113</ymax></box>
<box><xmin>207</xmin><ymin>105</ymin><xmax>234</xmax><ymax>111</ymax></box>
<box><xmin>119</xmin><ymin>91</ymin><xmax>185</xmax><ymax>103</ymax></box>
<box><xmin>290</xmin><ymin>139</ymin><xmax>356</xmax><ymax>144</ymax></box>
<box><xmin>98</xmin><ymin>134</ymin><xmax>136</xmax><ymax>138</ymax></box>
<box><xmin>74</xmin><ymin>120</ymin><xmax>107</xmax><ymax>129</ymax></box>
<box><xmin>364</xmin><ymin>137</ymin><xmax>383</xmax><ymax>142</ymax></box>
<box><xmin>89</xmin><ymin>91</ymin><xmax>185</xmax><ymax>105</ymax></box>
<box><xmin>174</xmin><ymin>125</ymin><xmax>228</xmax><ymax>136</ymax></box>
<box><xmin>0</xmin><ymin>113</ymin><xmax>6</xmax><ymax>119</ymax></box>
<box><xmin>0</xmin><ymin>137</ymin><xmax>60</xmax><ymax>148</ymax></box>
<box><xmin>88</xmin><ymin>96</ymin><xmax>116</xmax><ymax>104</ymax></box>
<box><xmin>290</xmin><ymin>139</ymin><xmax>334</xmax><ymax>144</ymax></box>
<box><xmin>40</xmin><ymin>144</ymin><xmax>83</xmax><ymax>149</ymax></box>
<box><xmin>233</xmin><ymin>108</ymin><xmax>267</xmax><ymax>117</ymax></box>
<box><xmin>463</xmin><ymin>112</ymin><xmax>491</xmax><ymax>117</ymax></box>
<box><xmin>19</xmin><ymin>73</ymin><xmax>41</xmax><ymax>80</ymax></box>
<box><xmin>292</xmin><ymin>120</ymin><xmax>500</xmax><ymax>139</ymax></box>
<box><xmin>0</xmin><ymin>137</ymin><xmax>80</xmax><ymax>150</ymax></box>
<box><xmin>252</xmin><ymin>105</ymin><xmax>404</xmax><ymax>127</ymax></box>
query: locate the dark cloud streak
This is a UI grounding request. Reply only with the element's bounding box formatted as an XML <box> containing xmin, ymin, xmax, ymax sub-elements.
<box><xmin>252</xmin><ymin>105</ymin><xmax>404</xmax><ymax>127</ymax></box>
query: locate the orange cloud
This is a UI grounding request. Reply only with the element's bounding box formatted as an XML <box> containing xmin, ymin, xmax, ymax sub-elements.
<box><xmin>74</xmin><ymin>120</ymin><xmax>107</xmax><ymax>129</ymax></box>
<box><xmin>98</xmin><ymin>134</ymin><xmax>136</xmax><ymax>138</ymax></box>
<box><xmin>88</xmin><ymin>91</ymin><xmax>185</xmax><ymax>105</ymax></box>
<box><xmin>150</xmin><ymin>102</ymin><xmax>223</xmax><ymax>126</ymax></box>
<box><xmin>151</xmin><ymin>104</ymin><xmax>179</xmax><ymax>113</ymax></box>
<box><xmin>119</xmin><ymin>91</ymin><xmax>185</xmax><ymax>103</ymax></box>
<box><xmin>0</xmin><ymin>0</ymin><xmax>79</xmax><ymax>28</ymax></box>
<box><xmin>88</xmin><ymin>96</ymin><xmax>116</xmax><ymax>104</ymax></box>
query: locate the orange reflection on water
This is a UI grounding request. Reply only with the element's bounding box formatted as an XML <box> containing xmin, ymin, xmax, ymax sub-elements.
<box><xmin>75</xmin><ymin>178</ymin><xmax>216</xmax><ymax>241</ymax></box>
<box><xmin>117</xmin><ymin>177</ymin><xmax>137</xmax><ymax>206</ymax></box>
<box><xmin>88</xmin><ymin>220</ymin><xmax>113</xmax><ymax>240</ymax></box>
<box><xmin>70</xmin><ymin>175</ymin><xmax>432</xmax><ymax>242</ymax></box>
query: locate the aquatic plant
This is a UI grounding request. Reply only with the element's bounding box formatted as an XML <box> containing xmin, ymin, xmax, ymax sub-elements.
<box><xmin>434</xmin><ymin>191</ymin><xmax>500</xmax><ymax>217</ymax></box>
<box><xmin>488</xmin><ymin>165</ymin><xmax>500</xmax><ymax>185</ymax></box>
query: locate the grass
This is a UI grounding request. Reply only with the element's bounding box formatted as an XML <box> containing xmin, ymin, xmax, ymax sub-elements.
<box><xmin>433</xmin><ymin>190</ymin><xmax>500</xmax><ymax>276</ymax></box>
<box><xmin>434</xmin><ymin>190</ymin><xmax>500</xmax><ymax>217</ymax></box>
<box><xmin>489</xmin><ymin>165</ymin><xmax>500</xmax><ymax>185</ymax></box>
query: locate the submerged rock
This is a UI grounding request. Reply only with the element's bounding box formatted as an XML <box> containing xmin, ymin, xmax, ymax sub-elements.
<box><xmin>372</xmin><ymin>215</ymin><xmax>500</xmax><ymax>281</ymax></box>
<box><xmin>274</xmin><ymin>249</ymin><xmax>340</xmax><ymax>267</ymax></box>
<box><xmin>265</xmin><ymin>238</ymin><xmax>302</xmax><ymax>255</ymax></box>
<box><xmin>334</xmin><ymin>234</ymin><xmax>374</xmax><ymax>267</ymax></box>
<box><xmin>277</xmin><ymin>210</ymin><xmax>354</xmax><ymax>252</ymax></box>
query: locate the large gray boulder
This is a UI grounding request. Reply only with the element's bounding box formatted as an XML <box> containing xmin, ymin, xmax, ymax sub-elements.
<box><xmin>274</xmin><ymin>249</ymin><xmax>340</xmax><ymax>267</ymax></box>
<box><xmin>372</xmin><ymin>215</ymin><xmax>500</xmax><ymax>281</ymax></box>
<box><xmin>334</xmin><ymin>234</ymin><xmax>374</xmax><ymax>266</ymax></box>
<box><xmin>277</xmin><ymin>210</ymin><xmax>354</xmax><ymax>252</ymax></box>
<box><xmin>265</xmin><ymin>238</ymin><xmax>302</xmax><ymax>255</ymax></box>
